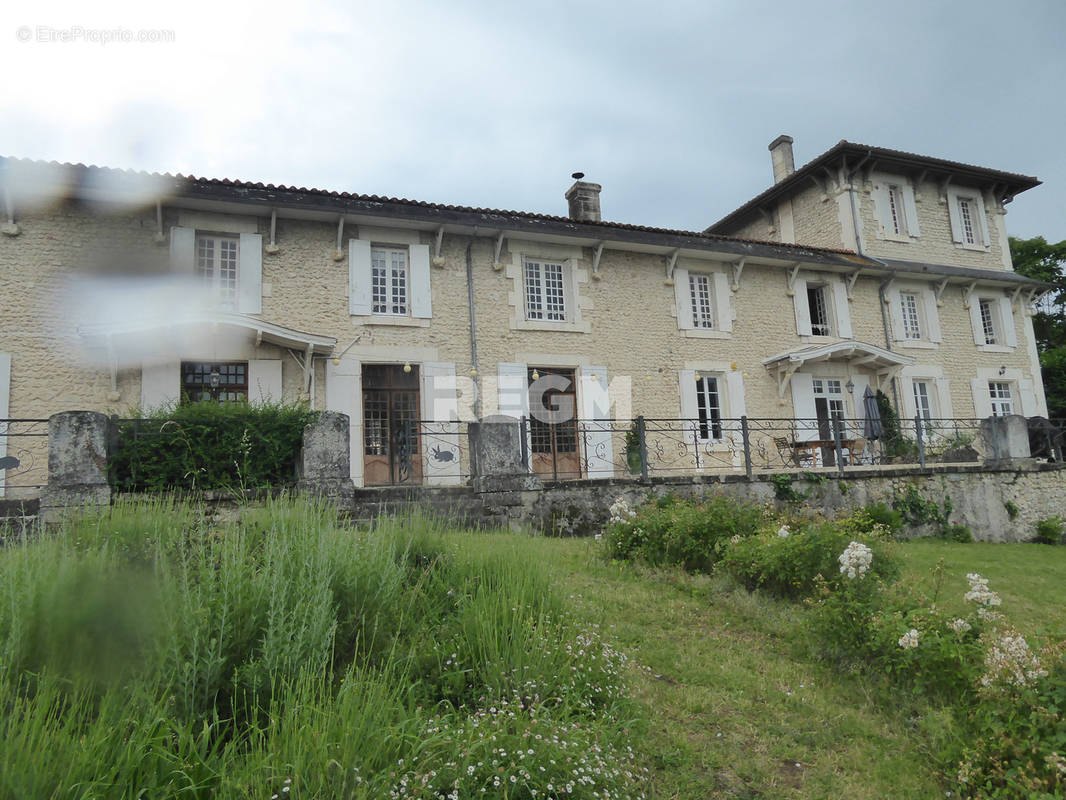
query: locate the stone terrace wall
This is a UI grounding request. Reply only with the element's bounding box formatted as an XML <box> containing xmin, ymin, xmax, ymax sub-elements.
<box><xmin>348</xmin><ymin>463</ymin><xmax>1066</xmax><ymax>543</ymax></box>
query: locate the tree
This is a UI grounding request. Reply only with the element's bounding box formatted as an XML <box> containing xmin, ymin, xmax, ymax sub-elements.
<box><xmin>1010</xmin><ymin>236</ymin><xmax>1066</xmax><ymax>418</ymax></box>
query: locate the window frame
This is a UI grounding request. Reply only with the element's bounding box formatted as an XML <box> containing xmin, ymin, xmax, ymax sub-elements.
<box><xmin>871</xmin><ymin>173</ymin><xmax>920</xmax><ymax>241</ymax></box>
<box><xmin>988</xmin><ymin>381</ymin><xmax>1014</xmax><ymax>417</ymax></box>
<box><xmin>505</xmin><ymin>244</ymin><xmax>590</xmax><ymax>334</ymax></box>
<box><xmin>180</xmin><ymin>361</ymin><xmax>249</xmax><ymax>404</ymax></box>
<box><xmin>693</xmin><ymin>373</ymin><xmax>725</xmax><ymax>443</ymax></box>
<box><xmin>523</xmin><ymin>257</ymin><xmax>569</xmax><ymax>323</ymax></box>
<box><xmin>978</xmin><ymin>297</ymin><xmax>999</xmax><ymax>346</ymax></box>
<box><xmin>195</xmin><ymin>232</ymin><xmax>240</xmax><ymax>311</ymax></box>
<box><xmin>900</xmin><ymin>291</ymin><xmax>923</xmax><ymax>340</ymax></box>
<box><xmin>688</xmin><ymin>272</ymin><xmax>716</xmax><ymax>329</ymax></box>
<box><xmin>371</xmin><ymin>245</ymin><xmax>411</xmax><ymax>317</ymax></box>
<box><xmin>912</xmin><ymin>379</ymin><xmax>934</xmax><ymax>422</ymax></box>
<box><xmin>947</xmin><ymin>187</ymin><xmax>990</xmax><ymax>251</ymax></box>
<box><xmin>807</xmin><ymin>282</ymin><xmax>834</xmax><ymax>337</ymax></box>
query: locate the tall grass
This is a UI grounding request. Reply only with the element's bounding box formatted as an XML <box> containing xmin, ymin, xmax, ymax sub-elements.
<box><xmin>0</xmin><ymin>499</ymin><xmax>643</xmax><ymax>799</ymax></box>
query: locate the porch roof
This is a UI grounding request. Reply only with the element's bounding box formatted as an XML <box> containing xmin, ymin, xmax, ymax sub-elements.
<box><xmin>78</xmin><ymin>312</ymin><xmax>337</xmax><ymax>354</ymax></box>
<box><xmin>763</xmin><ymin>340</ymin><xmax>915</xmax><ymax>398</ymax></box>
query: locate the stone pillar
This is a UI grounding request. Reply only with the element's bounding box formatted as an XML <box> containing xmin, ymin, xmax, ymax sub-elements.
<box><xmin>296</xmin><ymin>411</ymin><xmax>355</xmax><ymax>502</ymax></box>
<box><xmin>469</xmin><ymin>415</ymin><xmax>540</xmax><ymax>492</ymax></box>
<box><xmin>468</xmin><ymin>416</ymin><xmax>540</xmax><ymax>530</ymax></box>
<box><xmin>980</xmin><ymin>414</ymin><xmax>1032</xmax><ymax>464</ymax></box>
<box><xmin>39</xmin><ymin>411</ymin><xmax>111</xmax><ymax>525</ymax></box>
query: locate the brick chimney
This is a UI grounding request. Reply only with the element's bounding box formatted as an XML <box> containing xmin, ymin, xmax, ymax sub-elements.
<box><xmin>768</xmin><ymin>135</ymin><xmax>795</xmax><ymax>184</ymax></box>
<box><xmin>565</xmin><ymin>176</ymin><xmax>602</xmax><ymax>222</ymax></box>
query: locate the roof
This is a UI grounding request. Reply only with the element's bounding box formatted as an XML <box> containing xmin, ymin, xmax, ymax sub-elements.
<box><xmin>706</xmin><ymin>140</ymin><xmax>1041</xmax><ymax>235</ymax></box>
<box><xmin>0</xmin><ymin>156</ymin><xmax>1050</xmax><ymax>290</ymax></box>
<box><xmin>763</xmin><ymin>340</ymin><xmax>915</xmax><ymax>372</ymax></box>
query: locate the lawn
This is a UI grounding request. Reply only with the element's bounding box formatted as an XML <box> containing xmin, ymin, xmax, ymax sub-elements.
<box><xmin>898</xmin><ymin>540</ymin><xmax>1066</xmax><ymax>640</ymax></box>
<box><xmin>1</xmin><ymin>500</ymin><xmax>1062</xmax><ymax>798</ymax></box>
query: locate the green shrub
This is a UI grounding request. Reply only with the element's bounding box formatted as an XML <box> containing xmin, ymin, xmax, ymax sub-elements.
<box><xmin>1034</xmin><ymin>516</ymin><xmax>1065</xmax><ymax>545</ymax></box>
<box><xmin>604</xmin><ymin>494</ymin><xmax>765</xmax><ymax>573</ymax></box>
<box><xmin>956</xmin><ymin>646</ymin><xmax>1066</xmax><ymax>798</ymax></box>
<box><xmin>861</xmin><ymin>502</ymin><xmax>904</xmax><ymax>533</ymax></box>
<box><xmin>109</xmin><ymin>400</ymin><xmax>317</xmax><ymax>492</ymax></box>
<box><xmin>719</xmin><ymin>523</ymin><xmax>900</xmax><ymax>601</ymax></box>
<box><xmin>945</xmin><ymin>523</ymin><xmax>974</xmax><ymax>543</ymax></box>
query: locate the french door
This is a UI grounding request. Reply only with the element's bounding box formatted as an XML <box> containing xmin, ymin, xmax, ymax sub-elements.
<box><xmin>362</xmin><ymin>364</ymin><xmax>422</xmax><ymax>485</ymax></box>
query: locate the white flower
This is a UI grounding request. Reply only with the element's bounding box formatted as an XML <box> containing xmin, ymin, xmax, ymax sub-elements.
<box><xmin>898</xmin><ymin>628</ymin><xmax>920</xmax><ymax>649</ymax></box>
<box><xmin>608</xmin><ymin>497</ymin><xmax>636</xmax><ymax>525</ymax></box>
<box><xmin>964</xmin><ymin>573</ymin><xmax>1002</xmax><ymax>608</ymax></box>
<box><xmin>729</xmin><ymin>534</ymin><xmax>742</xmax><ymax>545</ymax></box>
<box><xmin>838</xmin><ymin>541</ymin><xmax>873</xmax><ymax>579</ymax></box>
<box><xmin>777</xmin><ymin>525</ymin><xmax>791</xmax><ymax>538</ymax></box>
<box><xmin>950</xmin><ymin>618</ymin><xmax>972</xmax><ymax>634</ymax></box>
<box><xmin>981</xmin><ymin>631</ymin><xmax>1047</xmax><ymax>688</ymax></box>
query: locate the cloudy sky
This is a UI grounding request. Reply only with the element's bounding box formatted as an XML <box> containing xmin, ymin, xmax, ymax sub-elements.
<box><xmin>3</xmin><ymin>0</ymin><xmax>1064</xmax><ymax>242</ymax></box>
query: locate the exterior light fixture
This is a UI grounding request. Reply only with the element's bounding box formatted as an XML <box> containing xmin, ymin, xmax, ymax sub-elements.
<box><xmin>403</xmin><ymin>362</ymin><xmax>412</xmax><ymax>374</ymax></box>
<box><xmin>998</xmin><ymin>365</ymin><xmax>1007</xmax><ymax>376</ymax></box>
<box><xmin>209</xmin><ymin>370</ymin><xmax>221</xmax><ymax>390</ymax></box>
<box><xmin>469</xmin><ymin>367</ymin><xmax>478</xmax><ymax>378</ymax></box>
<box><xmin>531</xmin><ymin>369</ymin><xmax>540</xmax><ymax>381</ymax></box>
<box><xmin>845</xmin><ymin>378</ymin><xmax>855</xmax><ymax>394</ymax></box>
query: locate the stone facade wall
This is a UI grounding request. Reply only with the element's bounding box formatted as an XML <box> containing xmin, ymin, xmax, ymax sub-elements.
<box><xmin>0</xmin><ymin>186</ymin><xmax>1046</xmax><ymax>495</ymax></box>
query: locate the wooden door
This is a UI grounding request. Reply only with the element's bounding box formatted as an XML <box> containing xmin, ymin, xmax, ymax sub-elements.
<box><xmin>528</xmin><ymin>367</ymin><xmax>581</xmax><ymax>480</ymax></box>
<box><xmin>362</xmin><ymin>364</ymin><xmax>423</xmax><ymax>485</ymax></box>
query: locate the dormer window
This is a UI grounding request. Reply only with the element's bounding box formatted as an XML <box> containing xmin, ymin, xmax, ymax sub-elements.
<box><xmin>872</xmin><ymin>175</ymin><xmax>920</xmax><ymax>241</ymax></box>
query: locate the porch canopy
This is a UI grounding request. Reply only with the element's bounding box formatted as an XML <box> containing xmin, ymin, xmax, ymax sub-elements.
<box><xmin>763</xmin><ymin>340</ymin><xmax>915</xmax><ymax>398</ymax></box>
<box><xmin>78</xmin><ymin>311</ymin><xmax>337</xmax><ymax>398</ymax></box>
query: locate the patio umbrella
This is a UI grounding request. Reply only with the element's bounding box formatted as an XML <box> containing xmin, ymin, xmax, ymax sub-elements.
<box><xmin>862</xmin><ymin>385</ymin><xmax>883</xmax><ymax>441</ymax></box>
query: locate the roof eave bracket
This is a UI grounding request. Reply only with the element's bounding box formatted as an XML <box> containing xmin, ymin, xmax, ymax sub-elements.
<box><xmin>664</xmin><ymin>248</ymin><xmax>681</xmax><ymax>285</ymax></box>
<box><xmin>591</xmin><ymin>241</ymin><xmax>606</xmax><ymax>280</ymax></box>
<box><xmin>730</xmin><ymin>257</ymin><xmax>746</xmax><ymax>292</ymax></box>
<box><xmin>492</xmin><ymin>230</ymin><xmax>506</xmax><ymax>270</ymax></box>
<box><xmin>432</xmin><ymin>225</ymin><xmax>446</xmax><ymax>268</ymax></box>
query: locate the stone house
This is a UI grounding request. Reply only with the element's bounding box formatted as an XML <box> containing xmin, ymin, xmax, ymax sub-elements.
<box><xmin>0</xmin><ymin>137</ymin><xmax>1050</xmax><ymax>495</ymax></box>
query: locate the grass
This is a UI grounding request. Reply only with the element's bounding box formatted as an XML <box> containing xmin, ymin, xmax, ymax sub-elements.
<box><xmin>898</xmin><ymin>540</ymin><xmax>1066</xmax><ymax>639</ymax></box>
<box><xmin>526</xmin><ymin>537</ymin><xmax>951</xmax><ymax>799</ymax></box>
<box><xmin>2</xmin><ymin>500</ymin><xmax>1062</xmax><ymax>798</ymax></box>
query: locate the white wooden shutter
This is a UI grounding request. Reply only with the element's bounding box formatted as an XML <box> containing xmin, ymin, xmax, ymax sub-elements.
<box><xmin>969</xmin><ymin>299</ymin><xmax>986</xmax><ymax>345</ymax></box>
<box><xmin>898</xmin><ymin>375</ymin><xmax>916</xmax><ymax>421</ymax></box>
<box><xmin>792</xmin><ymin>276</ymin><xmax>812</xmax><ymax>336</ymax></box>
<box><xmin>832</xmin><ymin>280</ymin><xmax>853</xmax><ymax>338</ymax></box>
<box><xmin>409</xmin><ymin>243</ymin><xmax>432</xmax><ymax>319</ymax></box>
<box><xmin>714</xmin><ymin>271</ymin><xmax>733</xmax><ymax>332</ymax></box>
<box><xmin>999</xmin><ymin>296</ymin><xmax>1017</xmax><ymax>347</ymax></box>
<box><xmin>421</xmin><ymin>362</ymin><xmax>460</xmax><ymax>485</ymax></box>
<box><xmin>934</xmin><ymin>377</ymin><xmax>952</xmax><ymax>419</ymax></box>
<box><xmin>948</xmin><ymin>197</ymin><xmax>964</xmax><ymax>243</ymax></box>
<box><xmin>237</xmin><ymin>233</ymin><xmax>263</xmax><ymax>314</ymax></box>
<box><xmin>871</xmin><ymin>183</ymin><xmax>892</xmax><ymax>234</ymax></box>
<box><xmin>674</xmin><ymin>268</ymin><xmax>693</xmax><ymax>330</ymax></box>
<box><xmin>326</xmin><ymin>358</ymin><xmax>362</xmax><ymax>485</ymax></box>
<box><xmin>724</xmin><ymin>370</ymin><xmax>747</xmax><ymax>462</ymax></box>
<box><xmin>0</xmin><ymin>353</ymin><xmax>10</xmax><ymax>498</ymax></box>
<box><xmin>976</xmin><ymin>194</ymin><xmax>991</xmax><ymax>247</ymax></box>
<box><xmin>348</xmin><ymin>239</ymin><xmax>372</xmax><ymax>316</ymax></box>
<box><xmin>580</xmin><ymin>366</ymin><xmax>614</xmax><ymax>479</ymax></box>
<box><xmin>169</xmin><ymin>226</ymin><xmax>195</xmax><ymax>274</ymax></box>
<box><xmin>970</xmin><ymin>378</ymin><xmax>992</xmax><ymax>419</ymax></box>
<box><xmin>678</xmin><ymin>369</ymin><xmax>699</xmax><ymax>455</ymax></box>
<box><xmin>902</xmin><ymin>185</ymin><xmax>921</xmax><ymax>236</ymax></box>
<box><xmin>141</xmin><ymin>359</ymin><xmax>180</xmax><ymax>410</ymax></box>
<box><xmin>248</xmin><ymin>359</ymin><xmax>282</xmax><ymax>403</ymax></box>
<box><xmin>497</xmin><ymin>362</ymin><xmax>529</xmax><ymax>420</ymax></box>
<box><xmin>791</xmin><ymin>373</ymin><xmax>818</xmax><ymax>442</ymax></box>
<box><xmin>923</xmin><ymin>288</ymin><xmax>942</xmax><ymax>342</ymax></box>
<box><xmin>886</xmin><ymin>287</ymin><xmax>904</xmax><ymax>341</ymax></box>
<box><xmin>1019</xmin><ymin>378</ymin><xmax>1037</xmax><ymax>417</ymax></box>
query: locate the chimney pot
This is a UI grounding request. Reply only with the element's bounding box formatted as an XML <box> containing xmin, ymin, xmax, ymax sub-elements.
<box><xmin>565</xmin><ymin>178</ymin><xmax>602</xmax><ymax>223</ymax></box>
<box><xmin>768</xmin><ymin>134</ymin><xmax>795</xmax><ymax>184</ymax></box>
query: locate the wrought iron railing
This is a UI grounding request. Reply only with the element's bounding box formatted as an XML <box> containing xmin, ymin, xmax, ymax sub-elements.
<box><xmin>0</xmin><ymin>419</ymin><xmax>49</xmax><ymax>495</ymax></box>
<box><xmin>514</xmin><ymin>415</ymin><xmax>1064</xmax><ymax>482</ymax></box>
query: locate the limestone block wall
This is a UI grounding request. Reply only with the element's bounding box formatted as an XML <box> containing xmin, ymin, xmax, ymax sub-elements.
<box><xmin>0</xmin><ymin>193</ymin><xmax>1047</xmax><ymax>496</ymax></box>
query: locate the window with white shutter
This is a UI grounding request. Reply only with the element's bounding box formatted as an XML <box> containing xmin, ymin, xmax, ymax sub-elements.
<box><xmin>947</xmin><ymin>187</ymin><xmax>990</xmax><ymax>250</ymax></box>
<box><xmin>350</xmin><ymin>239</ymin><xmax>432</xmax><ymax>321</ymax></box>
<box><xmin>871</xmin><ymin>174</ymin><xmax>920</xmax><ymax>240</ymax></box>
